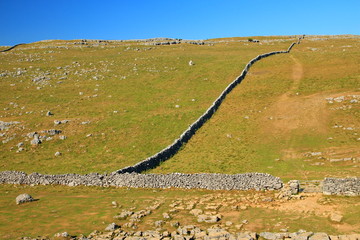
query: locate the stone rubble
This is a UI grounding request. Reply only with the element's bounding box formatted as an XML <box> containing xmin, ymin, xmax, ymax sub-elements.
<box><xmin>41</xmin><ymin>226</ymin><xmax>360</xmax><ymax>240</ymax></box>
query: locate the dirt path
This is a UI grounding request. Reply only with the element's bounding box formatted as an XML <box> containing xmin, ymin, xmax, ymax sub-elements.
<box><xmin>262</xmin><ymin>55</ymin><xmax>329</xmax><ymax>135</ymax></box>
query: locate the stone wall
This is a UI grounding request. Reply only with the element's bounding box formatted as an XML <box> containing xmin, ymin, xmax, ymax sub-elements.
<box><xmin>0</xmin><ymin>43</ymin><xmax>25</xmax><ymax>52</ymax></box>
<box><xmin>0</xmin><ymin>171</ymin><xmax>283</xmax><ymax>190</ymax></box>
<box><xmin>115</xmin><ymin>40</ymin><xmax>300</xmax><ymax>174</ymax></box>
<box><xmin>323</xmin><ymin>177</ymin><xmax>360</xmax><ymax>196</ymax></box>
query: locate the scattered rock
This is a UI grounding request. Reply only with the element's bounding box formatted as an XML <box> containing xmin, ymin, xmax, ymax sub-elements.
<box><xmin>46</xmin><ymin>111</ymin><xmax>53</xmax><ymax>116</ymax></box>
<box><xmin>55</xmin><ymin>151</ymin><xmax>61</xmax><ymax>157</ymax></box>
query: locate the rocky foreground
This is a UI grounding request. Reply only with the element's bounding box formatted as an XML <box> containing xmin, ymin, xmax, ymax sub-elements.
<box><xmin>25</xmin><ymin>226</ymin><xmax>360</xmax><ymax>240</ymax></box>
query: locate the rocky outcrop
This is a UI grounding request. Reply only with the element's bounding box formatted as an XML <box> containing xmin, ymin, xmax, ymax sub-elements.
<box><xmin>323</xmin><ymin>177</ymin><xmax>360</xmax><ymax>196</ymax></box>
<box><xmin>0</xmin><ymin>171</ymin><xmax>283</xmax><ymax>190</ymax></box>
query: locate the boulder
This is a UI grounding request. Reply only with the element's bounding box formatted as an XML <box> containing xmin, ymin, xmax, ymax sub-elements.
<box><xmin>16</xmin><ymin>193</ymin><xmax>34</xmax><ymax>205</ymax></box>
<box><xmin>289</xmin><ymin>180</ymin><xmax>300</xmax><ymax>194</ymax></box>
<box><xmin>30</xmin><ymin>137</ymin><xmax>41</xmax><ymax>145</ymax></box>
<box><xmin>105</xmin><ymin>222</ymin><xmax>120</xmax><ymax>231</ymax></box>
<box><xmin>309</xmin><ymin>233</ymin><xmax>330</xmax><ymax>240</ymax></box>
<box><xmin>330</xmin><ymin>212</ymin><xmax>343</xmax><ymax>223</ymax></box>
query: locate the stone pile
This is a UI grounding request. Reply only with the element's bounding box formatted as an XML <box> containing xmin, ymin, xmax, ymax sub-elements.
<box><xmin>46</xmin><ymin>226</ymin><xmax>360</xmax><ymax>240</ymax></box>
<box><xmin>0</xmin><ymin>171</ymin><xmax>283</xmax><ymax>190</ymax></box>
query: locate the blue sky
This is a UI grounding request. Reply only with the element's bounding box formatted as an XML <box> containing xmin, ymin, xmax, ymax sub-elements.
<box><xmin>0</xmin><ymin>0</ymin><xmax>359</xmax><ymax>45</ymax></box>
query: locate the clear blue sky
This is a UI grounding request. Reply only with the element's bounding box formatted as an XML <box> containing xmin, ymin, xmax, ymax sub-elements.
<box><xmin>0</xmin><ymin>0</ymin><xmax>359</xmax><ymax>45</ymax></box>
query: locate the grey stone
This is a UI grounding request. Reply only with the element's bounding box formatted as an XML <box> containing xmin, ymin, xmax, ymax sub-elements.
<box><xmin>30</xmin><ymin>137</ymin><xmax>41</xmax><ymax>145</ymax></box>
<box><xmin>190</xmin><ymin>208</ymin><xmax>203</xmax><ymax>216</ymax></box>
<box><xmin>154</xmin><ymin>220</ymin><xmax>164</xmax><ymax>227</ymax></box>
<box><xmin>16</xmin><ymin>193</ymin><xmax>34</xmax><ymax>205</ymax></box>
<box><xmin>55</xmin><ymin>151</ymin><xmax>61</xmax><ymax>157</ymax></box>
<box><xmin>163</xmin><ymin>212</ymin><xmax>171</xmax><ymax>219</ymax></box>
<box><xmin>289</xmin><ymin>180</ymin><xmax>300</xmax><ymax>194</ymax></box>
<box><xmin>170</xmin><ymin>221</ymin><xmax>180</xmax><ymax>228</ymax></box>
<box><xmin>260</xmin><ymin>232</ymin><xmax>285</xmax><ymax>240</ymax></box>
<box><xmin>59</xmin><ymin>135</ymin><xmax>67</xmax><ymax>140</ymax></box>
<box><xmin>236</xmin><ymin>232</ymin><xmax>256</xmax><ymax>240</ymax></box>
<box><xmin>197</xmin><ymin>214</ymin><xmax>221</xmax><ymax>223</ymax></box>
<box><xmin>309</xmin><ymin>233</ymin><xmax>329</xmax><ymax>240</ymax></box>
<box><xmin>105</xmin><ymin>222</ymin><xmax>120</xmax><ymax>231</ymax></box>
<box><xmin>54</xmin><ymin>232</ymin><xmax>69</xmax><ymax>238</ymax></box>
<box><xmin>114</xmin><ymin>210</ymin><xmax>133</xmax><ymax>220</ymax></box>
<box><xmin>330</xmin><ymin>212</ymin><xmax>343</xmax><ymax>223</ymax></box>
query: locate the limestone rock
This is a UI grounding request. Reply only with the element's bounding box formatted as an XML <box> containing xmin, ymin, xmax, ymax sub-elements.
<box><xmin>16</xmin><ymin>193</ymin><xmax>34</xmax><ymax>205</ymax></box>
<box><xmin>309</xmin><ymin>233</ymin><xmax>330</xmax><ymax>240</ymax></box>
<box><xmin>30</xmin><ymin>136</ymin><xmax>41</xmax><ymax>145</ymax></box>
<box><xmin>197</xmin><ymin>214</ymin><xmax>221</xmax><ymax>223</ymax></box>
<box><xmin>189</xmin><ymin>208</ymin><xmax>203</xmax><ymax>216</ymax></box>
<box><xmin>330</xmin><ymin>212</ymin><xmax>343</xmax><ymax>223</ymax></box>
<box><xmin>54</xmin><ymin>232</ymin><xmax>69</xmax><ymax>238</ymax></box>
<box><xmin>105</xmin><ymin>222</ymin><xmax>120</xmax><ymax>231</ymax></box>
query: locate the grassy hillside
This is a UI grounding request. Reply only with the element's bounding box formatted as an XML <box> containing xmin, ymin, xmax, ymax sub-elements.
<box><xmin>0</xmin><ymin>38</ymin><xmax>294</xmax><ymax>174</ymax></box>
<box><xmin>151</xmin><ymin>37</ymin><xmax>360</xmax><ymax>180</ymax></box>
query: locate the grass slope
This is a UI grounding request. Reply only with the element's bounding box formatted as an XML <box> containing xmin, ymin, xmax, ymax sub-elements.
<box><xmin>1</xmin><ymin>38</ymin><xmax>294</xmax><ymax>174</ymax></box>
<box><xmin>151</xmin><ymin>37</ymin><xmax>360</xmax><ymax>180</ymax></box>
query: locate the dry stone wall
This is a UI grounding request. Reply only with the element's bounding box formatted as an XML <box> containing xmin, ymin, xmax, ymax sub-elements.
<box><xmin>0</xmin><ymin>171</ymin><xmax>283</xmax><ymax>190</ymax></box>
<box><xmin>116</xmin><ymin>41</ymin><xmax>299</xmax><ymax>174</ymax></box>
<box><xmin>0</xmin><ymin>43</ymin><xmax>25</xmax><ymax>52</ymax></box>
<box><xmin>323</xmin><ymin>177</ymin><xmax>360</xmax><ymax>196</ymax></box>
